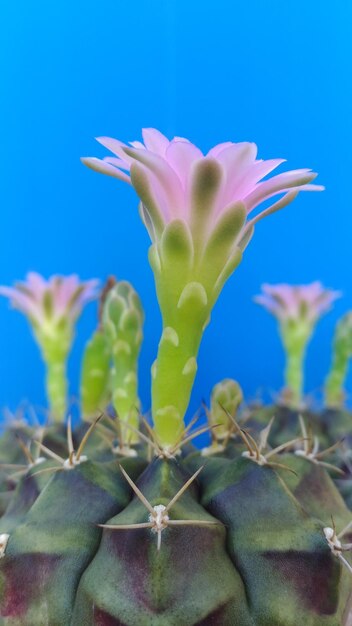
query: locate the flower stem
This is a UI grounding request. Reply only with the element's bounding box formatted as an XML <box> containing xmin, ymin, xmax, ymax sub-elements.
<box><xmin>45</xmin><ymin>359</ymin><xmax>68</xmax><ymax>423</ymax></box>
<box><xmin>280</xmin><ymin>322</ymin><xmax>312</xmax><ymax>409</ymax></box>
<box><xmin>284</xmin><ymin>344</ymin><xmax>306</xmax><ymax>408</ymax></box>
<box><xmin>39</xmin><ymin>334</ymin><xmax>71</xmax><ymax>423</ymax></box>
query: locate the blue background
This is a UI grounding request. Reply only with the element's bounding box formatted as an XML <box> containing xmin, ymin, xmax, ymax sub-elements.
<box><xmin>0</xmin><ymin>0</ymin><xmax>350</xmax><ymax>421</ymax></box>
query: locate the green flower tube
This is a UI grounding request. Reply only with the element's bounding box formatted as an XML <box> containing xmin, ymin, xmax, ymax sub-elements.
<box><xmin>324</xmin><ymin>312</ymin><xmax>352</xmax><ymax>408</ymax></box>
<box><xmin>0</xmin><ymin>273</ymin><xmax>98</xmax><ymax>422</ymax></box>
<box><xmin>82</xmin><ymin>127</ymin><xmax>323</xmax><ymax>448</ymax></box>
<box><xmin>102</xmin><ymin>281</ymin><xmax>144</xmax><ymax>442</ymax></box>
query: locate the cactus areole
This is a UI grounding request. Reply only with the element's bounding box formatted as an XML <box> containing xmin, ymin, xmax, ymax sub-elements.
<box><xmin>0</xmin><ymin>128</ymin><xmax>351</xmax><ymax>626</ymax></box>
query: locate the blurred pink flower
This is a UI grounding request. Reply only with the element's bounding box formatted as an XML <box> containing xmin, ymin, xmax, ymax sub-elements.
<box><xmin>0</xmin><ymin>273</ymin><xmax>99</xmax><ymax>328</ymax></box>
<box><xmin>82</xmin><ymin>128</ymin><xmax>324</xmax><ymax>246</ymax></box>
<box><xmin>254</xmin><ymin>282</ymin><xmax>341</xmax><ymax>323</ymax></box>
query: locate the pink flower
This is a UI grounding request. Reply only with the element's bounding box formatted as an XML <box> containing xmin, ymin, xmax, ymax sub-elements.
<box><xmin>254</xmin><ymin>282</ymin><xmax>341</xmax><ymax>323</ymax></box>
<box><xmin>0</xmin><ymin>273</ymin><xmax>99</xmax><ymax>328</ymax></box>
<box><xmin>82</xmin><ymin>128</ymin><xmax>324</xmax><ymax>246</ymax></box>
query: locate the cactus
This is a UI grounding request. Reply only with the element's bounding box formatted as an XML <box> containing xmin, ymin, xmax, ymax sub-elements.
<box><xmin>0</xmin><ymin>128</ymin><xmax>351</xmax><ymax>625</ymax></box>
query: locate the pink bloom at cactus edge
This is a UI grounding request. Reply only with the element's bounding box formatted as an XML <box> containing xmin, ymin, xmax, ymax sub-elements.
<box><xmin>254</xmin><ymin>282</ymin><xmax>341</xmax><ymax>323</ymax></box>
<box><xmin>82</xmin><ymin>128</ymin><xmax>324</xmax><ymax>243</ymax></box>
<box><xmin>0</xmin><ymin>273</ymin><xmax>99</xmax><ymax>326</ymax></box>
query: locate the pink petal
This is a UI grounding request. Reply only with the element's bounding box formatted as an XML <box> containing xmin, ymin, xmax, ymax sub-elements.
<box><xmin>253</xmin><ymin>294</ymin><xmax>281</xmax><ymax>317</ymax></box>
<box><xmin>141</xmin><ymin>128</ymin><xmax>170</xmax><ymax>156</ymax></box>
<box><xmin>165</xmin><ymin>140</ymin><xmax>203</xmax><ymax>189</ymax></box>
<box><xmin>95</xmin><ymin>137</ymin><xmax>134</xmax><ymax>167</ymax></box>
<box><xmin>217</xmin><ymin>142</ymin><xmax>258</xmax><ymax>167</ymax></box>
<box><xmin>131</xmin><ymin>162</ymin><xmax>174</xmax><ymax>224</ymax></box>
<box><xmin>207</xmin><ymin>142</ymin><xmax>234</xmax><ymax>158</ymax></box>
<box><xmin>123</xmin><ymin>147</ymin><xmax>185</xmax><ymax>218</ymax></box>
<box><xmin>230</xmin><ymin>158</ymin><xmax>286</xmax><ymax>202</ymax></box>
<box><xmin>173</xmin><ymin>136</ymin><xmax>192</xmax><ymax>143</ymax></box>
<box><xmin>130</xmin><ymin>141</ymin><xmax>146</xmax><ymax>150</ymax></box>
<box><xmin>81</xmin><ymin>157</ymin><xmax>131</xmax><ymax>183</ymax></box>
<box><xmin>52</xmin><ymin>275</ymin><xmax>79</xmax><ymax>313</ymax></box>
<box><xmin>298</xmin><ymin>184</ymin><xmax>325</xmax><ymax>191</ymax></box>
<box><xmin>244</xmin><ymin>169</ymin><xmax>318</xmax><ymax>213</ymax></box>
<box><xmin>70</xmin><ymin>279</ymin><xmax>99</xmax><ymax>319</ymax></box>
<box><xmin>25</xmin><ymin>272</ymin><xmax>48</xmax><ymax>298</ymax></box>
<box><xmin>256</xmin><ymin>282</ymin><xmax>339</xmax><ymax>323</ymax></box>
<box><xmin>0</xmin><ymin>286</ymin><xmax>42</xmax><ymax>321</ymax></box>
<box><xmin>104</xmin><ymin>157</ymin><xmax>130</xmax><ymax>171</ymax></box>
<box><xmin>245</xmin><ymin>189</ymin><xmax>299</xmax><ymax>230</ymax></box>
<box><xmin>215</xmin><ymin>143</ymin><xmax>258</xmax><ymax>209</ymax></box>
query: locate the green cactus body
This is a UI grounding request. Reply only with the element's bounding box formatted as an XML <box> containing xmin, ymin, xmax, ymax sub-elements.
<box><xmin>102</xmin><ymin>282</ymin><xmax>144</xmax><ymax>444</ymax></box>
<box><xmin>0</xmin><ymin>457</ymin><xmax>146</xmax><ymax>625</ymax></box>
<box><xmin>0</xmin><ymin>446</ymin><xmax>350</xmax><ymax>625</ymax></box>
<box><xmin>200</xmin><ymin>456</ymin><xmax>351</xmax><ymax>626</ymax></box>
<box><xmin>279</xmin><ymin>453</ymin><xmax>352</xmax><ymax>529</ymax></box>
<box><xmin>0</xmin><ymin>460</ymin><xmax>59</xmax><ymax>533</ymax></box>
<box><xmin>72</xmin><ymin>459</ymin><xmax>253</xmax><ymax>626</ymax></box>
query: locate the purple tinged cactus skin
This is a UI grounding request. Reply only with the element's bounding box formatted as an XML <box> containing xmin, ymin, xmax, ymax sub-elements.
<box><xmin>248</xmin><ymin>404</ymin><xmax>327</xmax><ymax>448</ymax></box>
<box><xmin>72</xmin><ymin>459</ymin><xmax>254</xmax><ymax>626</ymax></box>
<box><xmin>199</xmin><ymin>457</ymin><xmax>351</xmax><ymax>625</ymax></box>
<box><xmin>0</xmin><ymin>459</ymin><xmax>59</xmax><ymax>533</ymax></box>
<box><xmin>0</xmin><ymin>458</ymin><xmax>146</xmax><ymax>625</ymax></box>
<box><xmin>0</xmin><ymin>431</ymin><xmax>350</xmax><ymax>624</ymax></box>
<box><xmin>278</xmin><ymin>454</ymin><xmax>352</xmax><ymax>529</ymax></box>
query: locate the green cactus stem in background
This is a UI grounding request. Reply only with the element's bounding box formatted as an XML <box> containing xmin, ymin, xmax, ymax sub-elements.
<box><xmin>324</xmin><ymin>312</ymin><xmax>352</xmax><ymax>408</ymax></box>
<box><xmin>82</xmin><ymin>127</ymin><xmax>324</xmax><ymax>447</ymax></box>
<box><xmin>255</xmin><ymin>283</ymin><xmax>340</xmax><ymax>409</ymax></box>
<box><xmin>80</xmin><ymin>277</ymin><xmax>116</xmax><ymax>419</ymax></box>
<box><xmin>80</xmin><ymin>330</ymin><xmax>111</xmax><ymax>419</ymax></box>
<box><xmin>102</xmin><ymin>281</ymin><xmax>144</xmax><ymax>442</ymax></box>
<box><xmin>0</xmin><ymin>273</ymin><xmax>98</xmax><ymax>422</ymax></box>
